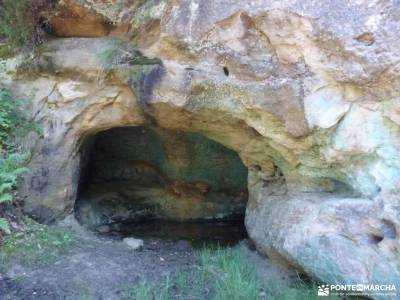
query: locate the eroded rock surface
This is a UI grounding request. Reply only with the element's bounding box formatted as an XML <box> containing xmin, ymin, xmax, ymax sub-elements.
<box><xmin>246</xmin><ymin>172</ymin><xmax>400</xmax><ymax>295</ymax></box>
<box><xmin>1</xmin><ymin>0</ymin><xmax>400</xmax><ymax>294</ymax></box>
<box><xmin>51</xmin><ymin>0</ymin><xmax>112</xmax><ymax>37</ymax></box>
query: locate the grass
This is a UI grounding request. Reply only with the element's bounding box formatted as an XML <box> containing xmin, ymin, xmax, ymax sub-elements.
<box><xmin>98</xmin><ymin>38</ymin><xmax>162</xmax><ymax>72</ymax></box>
<box><xmin>0</xmin><ymin>218</ymin><xmax>78</xmax><ymax>271</ymax></box>
<box><xmin>120</xmin><ymin>271</ymin><xmax>205</xmax><ymax>300</ymax></box>
<box><xmin>119</xmin><ymin>246</ymin><xmax>341</xmax><ymax>300</ymax></box>
<box><xmin>199</xmin><ymin>246</ymin><xmax>264</xmax><ymax>300</ymax></box>
<box><xmin>98</xmin><ymin>38</ymin><xmax>128</xmax><ymax>70</ymax></box>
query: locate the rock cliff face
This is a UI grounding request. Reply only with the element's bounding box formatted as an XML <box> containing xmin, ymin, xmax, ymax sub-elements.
<box><xmin>2</xmin><ymin>0</ymin><xmax>400</xmax><ymax>293</ymax></box>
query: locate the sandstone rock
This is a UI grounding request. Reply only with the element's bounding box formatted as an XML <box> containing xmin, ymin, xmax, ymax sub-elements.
<box><xmin>5</xmin><ymin>0</ymin><xmax>400</xmax><ymax>292</ymax></box>
<box><xmin>246</xmin><ymin>176</ymin><xmax>400</xmax><ymax>298</ymax></box>
<box><xmin>383</xmin><ymin>98</ymin><xmax>400</xmax><ymax>126</ymax></box>
<box><xmin>123</xmin><ymin>238</ymin><xmax>144</xmax><ymax>251</ymax></box>
<box><xmin>333</xmin><ymin>105</ymin><xmax>390</xmax><ymax>154</ymax></box>
<box><xmin>304</xmin><ymin>86</ymin><xmax>350</xmax><ymax>129</ymax></box>
<box><xmin>51</xmin><ymin>0</ymin><xmax>112</xmax><ymax>37</ymax></box>
<box><xmin>39</xmin><ymin>38</ymin><xmax>113</xmax><ymax>76</ymax></box>
<box><xmin>96</xmin><ymin>225</ymin><xmax>110</xmax><ymax>234</ymax></box>
<box><xmin>56</xmin><ymin>81</ymin><xmax>91</xmax><ymax>102</ymax></box>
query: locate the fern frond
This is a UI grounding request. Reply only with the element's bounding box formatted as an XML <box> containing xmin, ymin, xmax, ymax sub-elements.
<box><xmin>0</xmin><ymin>183</ymin><xmax>12</xmax><ymax>193</ymax></box>
<box><xmin>0</xmin><ymin>218</ymin><xmax>11</xmax><ymax>234</ymax></box>
<box><xmin>0</xmin><ymin>193</ymin><xmax>12</xmax><ymax>203</ymax></box>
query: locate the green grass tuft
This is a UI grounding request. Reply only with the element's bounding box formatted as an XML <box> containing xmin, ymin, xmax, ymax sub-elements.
<box><xmin>0</xmin><ymin>218</ymin><xmax>78</xmax><ymax>271</ymax></box>
<box><xmin>98</xmin><ymin>38</ymin><xmax>162</xmax><ymax>73</ymax></box>
<box><xmin>198</xmin><ymin>246</ymin><xmax>263</xmax><ymax>300</ymax></box>
<box><xmin>119</xmin><ymin>246</ymin><xmax>341</xmax><ymax>300</ymax></box>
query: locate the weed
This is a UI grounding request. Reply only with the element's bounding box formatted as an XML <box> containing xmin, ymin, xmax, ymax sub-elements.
<box><xmin>0</xmin><ymin>88</ymin><xmax>41</xmax><ymax>236</ymax></box>
<box><xmin>0</xmin><ymin>0</ymin><xmax>55</xmax><ymax>49</ymax></box>
<box><xmin>0</xmin><ymin>0</ymin><xmax>32</xmax><ymax>49</ymax></box>
<box><xmin>98</xmin><ymin>38</ymin><xmax>161</xmax><ymax>73</ymax></box>
<box><xmin>119</xmin><ymin>246</ymin><xmax>341</xmax><ymax>300</ymax></box>
<box><xmin>0</xmin><ymin>218</ymin><xmax>78</xmax><ymax>271</ymax></box>
<box><xmin>198</xmin><ymin>246</ymin><xmax>264</xmax><ymax>300</ymax></box>
<box><xmin>98</xmin><ymin>38</ymin><xmax>129</xmax><ymax>70</ymax></box>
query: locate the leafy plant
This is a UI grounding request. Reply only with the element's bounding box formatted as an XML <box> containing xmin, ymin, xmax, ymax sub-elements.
<box><xmin>98</xmin><ymin>38</ymin><xmax>162</xmax><ymax>72</ymax></box>
<box><xmin>0</xmin><ymin>89</ymin><xmax>26</xmax><ymax>147</ymax></box>
<box><xmin>0</xmin><ymin>0</ymin><xmax>32</xmax><ymax>48</ymax></box>
<box><xmin>0</xmin><ymin>89</ymin><xmax>41</xmax><ymax>150</ymax></box>
<box><xmin>98</xmin><ymin>38</ymin><xmax>129</xmax><ymax>70</ymax></box>
<box><xmin>0</xmin><ymin>88</ymin><xmax>36</xmax><ymax>235</ymax></box>
<box><xmin>0</xmin><ymin>0</ymin><xmax>55</xmax><ymax>49</ymax></box>
<box><xmin>0</xmin><ymin>152</ymin><xmax>29</xmax><ymax>198</ymax></box>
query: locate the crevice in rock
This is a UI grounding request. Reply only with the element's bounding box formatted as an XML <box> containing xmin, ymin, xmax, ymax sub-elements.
<box><xmin>381</xmin><ymin>219</ymin><xmax>397</xmax><ymax>240</ymax></box>
<box><xmin>223</xmin><ymin>66</ymin><xmax>229</xmax><ymax>76</ymax></box>
<box><xmin>369</xmin><ymin>233</ymin><xmax>384</xmax><ymax>244</ymax></box>
<box><xmin>354</xmin><ymin>32</ymin><xmax>375</xmax><ymax>46</ymax></box>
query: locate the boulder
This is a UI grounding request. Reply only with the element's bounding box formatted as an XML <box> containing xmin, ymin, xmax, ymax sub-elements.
<box><xmin>123</xmin><ymin>238</ymin><xmax>144</xmax><ymax>251</ymax></box>
<box><xmin>246</xmin><ymin>175</ymin><xmax>400</xmax><ymax>299</ymax></box>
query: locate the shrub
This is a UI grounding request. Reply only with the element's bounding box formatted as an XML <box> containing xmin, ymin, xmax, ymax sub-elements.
<box><xmin>0</xmin><ymin>89</ymin><xmax>40</xmax><ymax>149</ymax></box>
<box><xmin>0</xmin><ymin>0</ymin><xmax>55</xmax><ymax>50</ymax></box>
<box><xmin>0</xmin><ymin>88</ymin><xmax>37</xmax><ymax>236</ymax></box>
<box><xmin>98</xmin><ymin>38</ymin><xmax>162</xmax><ymax>73</ymax></box>
<box><xmin>0</xmin><ymin>89</ymin><xmax>23</xmax><ymax>146</ymax></box>
<box><xmin>0</xmin><ymin>153</ymin><xmax>29</xmax><ymax>234</ymax></box>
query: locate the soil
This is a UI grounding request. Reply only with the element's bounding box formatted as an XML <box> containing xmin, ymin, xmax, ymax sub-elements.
<box><xmin>0</xmin><ymin>235</ymin><xmax>198</xmax><ymax>300</ymax></box>
<box><xmin>114</xmin><ymin>219</ymin><xmax>248</xmax><ymax>248</ymax></box>
<box><xmin>0</xmin><ymin>220</ymin><xmax>293</xmax><ymax>300</ymax></box>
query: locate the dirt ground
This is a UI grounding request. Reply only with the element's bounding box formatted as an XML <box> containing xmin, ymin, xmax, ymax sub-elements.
<box><xmin>0</xmin><ymin>218</ymin><xmax>293</xmax><ymax>300</ymax></box>
<box><xmin>0</xmin><ymin>235</ymin><xmax>200</xmax><ymax>299</ymax></box>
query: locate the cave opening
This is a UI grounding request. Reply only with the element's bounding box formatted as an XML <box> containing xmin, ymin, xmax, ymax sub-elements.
<box><xmin>75</xmin><ymin>126</ymin><xmax>249</xmax><ymax>246</ymax></box>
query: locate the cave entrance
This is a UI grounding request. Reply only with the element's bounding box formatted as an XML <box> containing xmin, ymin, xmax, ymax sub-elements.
<box><xmin>75</xmin><ymin>126</ymin><xmax>249</xmax><ymax>246</ymax></box>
